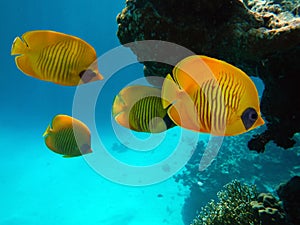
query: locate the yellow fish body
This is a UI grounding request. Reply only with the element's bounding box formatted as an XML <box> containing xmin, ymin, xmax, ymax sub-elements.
<box><xmin>112</xmin><ymin>85</ymin><xmax>175</xmax><ymax>133</ymax></box>
<box><xmin>11</xmin><ymin>30</ymin><xmax>103</xmax><ymax>86</ymax></box>
<box><xmin>43</xmin><ymin>114</ymin><xmax>92</xmax><ymax>157</ymax></box>
<box><xmin>161</xmin><ymin>55</ymin><xmax>265</xmax><ymax>136</ymax></box>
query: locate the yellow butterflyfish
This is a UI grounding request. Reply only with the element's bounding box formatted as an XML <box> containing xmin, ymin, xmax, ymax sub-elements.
<box><xmin>43</xmin><ymin>114</ymin><xmax>92</xmax><ymax>157</ymax></box>
<box><xmin>11</xmin><ymin>30</ymin><xmax>103</xmax><ymax>86</ymax></box>
<box><xmin>161</xmin><ymin>55</ymin><xmax>265</xmax><ymax>136</ymax></box>
<box><xmin>112</xmin><ymin>85</ymin><xmax>175</xmax><ymax>133</ymax></box>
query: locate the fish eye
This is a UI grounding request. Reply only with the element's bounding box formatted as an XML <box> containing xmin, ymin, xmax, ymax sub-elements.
<box><xmin>249</xmin><ymin>110</ymin><xmax>258</xmax><ymax>121</ymax></box>
<box><xmin>241</xmin><ymin>107</ymin><xmax>258</xmax><ymax>130</ymax></box>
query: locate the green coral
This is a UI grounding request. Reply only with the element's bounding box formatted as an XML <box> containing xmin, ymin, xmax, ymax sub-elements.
<box><xmin>191</xmin><ymin>180</ymin><xmax>260</xmax><ymax>225</ymax></box>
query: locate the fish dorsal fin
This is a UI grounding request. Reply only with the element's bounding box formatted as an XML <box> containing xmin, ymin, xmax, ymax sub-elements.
<box><xmin>199</xmin><ymin>55</ymin><xmax>252</xmax><ymax>83</ymax></box>
<box><xmin>21</xmin><ymin>30</ymin><xmax>74</xmax><ymax>50</ymax></box>
<box><xmin>173</xmin><ymin>55</ymin><xmax>217</xmax><ymax>92</ymax></box>
<box><xmin>121</xmin><ymin>85</ymin><xmax>161</xmax><ymax>103</ymax></box>
<box><xmin>51</xmin><ymin>114</ymin><xmax>73</xmax><ymax>131</ymax></box>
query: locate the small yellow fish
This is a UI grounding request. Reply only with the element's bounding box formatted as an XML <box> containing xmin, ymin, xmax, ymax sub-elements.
<box><xmin>11</xmin><ymin>30</ymin><xmax>103</xmax><ymax>86</ymax></box>
<box><xmin>161</xmin><ymin>55</ymin><xmax>265</xmax><ymax>136</ymax></box>
<box><xmin>112</xmin><ymin>85</ymin><xmax>175</xmax><ymax>133</ymax></box>
<box><xmin>43</xmin><ymin>114</ymin><xmax>92</xmax><ymax>157</ymax></box>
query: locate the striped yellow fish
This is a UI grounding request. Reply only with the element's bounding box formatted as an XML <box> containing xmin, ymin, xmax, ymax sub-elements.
<box><xmin>112</xmin><ymin>85</ymin><xmax>175</xmax><ymax>133</ymax></box>
<box><xmin>11</xmin><ymin>30</ymin><xmax>103</xmax><ymax>86</ymax></box>
<box><xmin>43</xmin><ymin>114</ymin><xmax>92</xmax><ymax>157</ymax></box>
<box><xmin>161</xmin><ymin>55</ymin><xmax>265</xmax><ymax>136</ymax></box>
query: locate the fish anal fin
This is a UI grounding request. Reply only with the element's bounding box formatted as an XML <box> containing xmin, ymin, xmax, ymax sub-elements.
<box><xmin>44</xmin><ymin>136</ymin><xmax>56</xmax><ymax>152</ymax></box>
<box><xmin>114</xmin><ymin>112</ymin><xmax>131</xmax><ymax>129</ymax></box>
<box><xmin>15</xmin><ymin>55</ymin><xmax>38</xmax><ymax>78</ymax></box>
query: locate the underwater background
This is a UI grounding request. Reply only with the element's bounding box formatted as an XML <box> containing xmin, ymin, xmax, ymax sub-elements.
<box><xmin>1</xmin><ymin>0</ymin><xmax>300</xmax><ymax>225</ymax></box>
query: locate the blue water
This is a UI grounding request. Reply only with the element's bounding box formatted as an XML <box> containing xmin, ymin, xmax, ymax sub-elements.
<box><xmin>0</xmin><ymin>1</ymin><xmax>299</xmax><ymax>225</ymax></box>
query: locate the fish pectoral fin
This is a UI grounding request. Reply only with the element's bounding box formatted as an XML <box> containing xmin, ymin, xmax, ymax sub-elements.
<box><xmin>63</xmin><ymin>155</ymin><xmax>74</xmax><ymax>158</ymax></box>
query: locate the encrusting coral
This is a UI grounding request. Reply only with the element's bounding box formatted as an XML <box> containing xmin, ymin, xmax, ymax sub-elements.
<box><xmin>191</xmin><ymin>180</ymin><xmax>290</xmax><ymax>225</ymax></box>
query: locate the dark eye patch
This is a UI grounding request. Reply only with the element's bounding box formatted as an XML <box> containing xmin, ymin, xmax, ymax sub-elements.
<box><xmin>79</xmin><ymin>69</ymin><xmax>97</xmax><ymax>83</ymax></box>
<box><xmin>241</xmin><ymin>107</ymin><xmax>258</xmax><ymax>130</ymax></box>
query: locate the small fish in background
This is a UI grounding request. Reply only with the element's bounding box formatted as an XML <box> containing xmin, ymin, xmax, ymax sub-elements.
<box><xmin>43</xmin><ymin>114</ymin><xmax>92</xmax><ymax>157</ymax></box>
<box><xmin>112</xmin><ymin>85</ymin><xmax>176</xmax><ymax>133</ymax></box>
<box><xmin>11</xmin><ymin>30</ymin><xmax>103</xmax><ymax>86</ymax></box>
<box><xmin>161</xmin><ymin>55</ymin><xmax>265</xmax><ymax>136</ymax></box>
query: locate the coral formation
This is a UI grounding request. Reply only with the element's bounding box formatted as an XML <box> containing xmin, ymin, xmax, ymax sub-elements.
<box><xmin>191</xmin><ymin>180</ymin><xmax>259</xmax><ymax>224</ymax></box>
<box><xmin>173</xmin><ymin>131</ymin><xmax>300</xmax><ymax>224</ymax></box>
<box><xmin>191</xmin><ymin>180</ymin><xmax>289</xmax><ymax>225</ymax></box>
<box><xmin>116</xmin><ymin>0</ymin><xmax>300</xmax><ymax>152</ymax></box>
<box><xmin>277</xmin><ymin>176</ymin><xmax>300</xmax><ymax>224</ymax></box>
<box><xmin>251</xmin><ymin>193</ymin><xmax>287</xmax><ymax>224</ymax></box>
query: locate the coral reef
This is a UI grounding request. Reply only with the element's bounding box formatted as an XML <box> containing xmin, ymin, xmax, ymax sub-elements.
<box><xmin>251</xmin><ymin>193</ymin><xmax>287</xmax><ymax>224</ymax></box>
<box><xmin>191</xmin><ymin>180</ymin><xmax>289</xmax><ymax>225</ymax></box>
<box><xmin>173</xmin><ymin>131</ymin><xmax>300</xmax><ymax>224</ymax></box>
<box><xmin>191</xmin><ymin>180</ymin><xmax>259</xmax><ymax>224</ymax></box>
<box><xmin>116</xmin><ymin>0</ymin><xmax>300</xmax><ymax>152</ymax></box>
<box><xmin>277</xmin><ymin>176</ymin><xmax>300</xmax><ymax>224</ymax></box>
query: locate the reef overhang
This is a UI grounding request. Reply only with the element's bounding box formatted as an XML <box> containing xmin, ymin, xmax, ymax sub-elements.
<box><xmin>116</xmin><ymin>0</ymin><xmax>300</xmax><ymax>152</ymax></box>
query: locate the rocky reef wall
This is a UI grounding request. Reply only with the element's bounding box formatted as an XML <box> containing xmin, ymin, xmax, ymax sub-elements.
<box><xmin>116</xmin><ymin>0</ymin><xmax>300</xmax><ymax>152</ymax></box>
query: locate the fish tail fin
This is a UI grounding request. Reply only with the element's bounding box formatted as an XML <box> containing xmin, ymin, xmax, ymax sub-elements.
<box><xmin>43</xmin><ymin>125</ymin><xmax>51</xmax><ymax>137</ymax></box>
<box><xmin>161</xmin><ymin>74</ymin><xmax>180</xmax><ymax>109</ymax></box>
<box><xmin>161</xmin><ymin>74</ymin><xmax>183</xmax><ymax>127</ymax></box>
<box><xmin>112</xmin><ymin>93</ymin><xmax>131</xmax><ymax>129</ymax></box>
<box><xmin>11</xmin><ymin>37</ymin><xmax>28</xmax><ymax>55</ymax></box>
<box><xmin>162</xmin><ymin>73</ymin><xmax>200</xmax><ymax>130</ymax></box>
